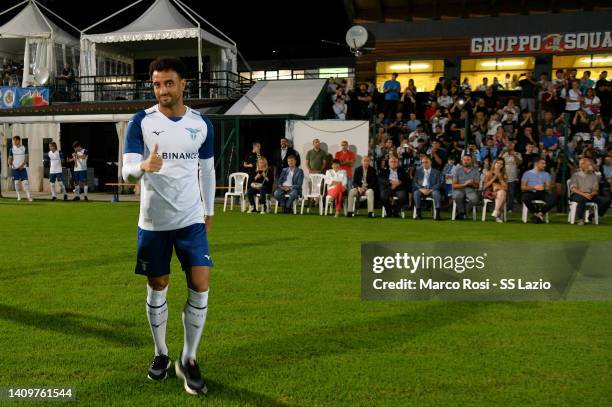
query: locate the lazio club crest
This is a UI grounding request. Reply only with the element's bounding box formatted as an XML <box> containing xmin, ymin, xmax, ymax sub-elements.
<box><xmin>186</xmin><ymin>128</ymin><xmax>201</xmax><ymax>140</ymax></box>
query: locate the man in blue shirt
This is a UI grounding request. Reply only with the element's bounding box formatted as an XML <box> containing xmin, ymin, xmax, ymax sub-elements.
<box><xmin>383</xmin><ymin>72</ymin><xmax>401</xmax><ymax>118</ymax></box>
<box><xmin>521</xmin><ymin>157</ymin><xmax>557</xmax><ymax>223</ymax></box>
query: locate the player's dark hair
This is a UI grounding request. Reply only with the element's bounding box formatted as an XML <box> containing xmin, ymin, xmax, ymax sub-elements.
<box><xmin>72</xmin><ymin>140</ymin><xmax>81</xmax><ymax>148</ymax></box>
<box><xmin>49</xmin><ymin>141</ymin><xmax>57</xmax><ymax>148</ymax></box>
<box><xmin>12</xmin><ymin>135</ymin><xmax>20</xmax><ymax>141</ymax></box>
<box><xmin>149</xmin><ymin>57</ymin><xmax>187</xmax><ymax>79</ymax></box>
<box><xmin>331</xmin><ymin>159</ymin><xmax>341</xmax><ymax>165</ymax></box>
<box><xmin>287</xmin><ymin>154</ymin><xmax>297</xmax><ymax>160</ymax></box>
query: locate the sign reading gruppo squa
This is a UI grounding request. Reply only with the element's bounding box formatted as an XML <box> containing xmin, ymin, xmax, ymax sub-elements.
<box><xmin>470</xmin><ymin>31</ymin><xmax>612</xmax><ymax>55</ymax></box>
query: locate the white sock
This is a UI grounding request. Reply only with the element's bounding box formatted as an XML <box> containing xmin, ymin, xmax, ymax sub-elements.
<box><xmin>23</xmin><ymin>180</ymin><xmax>31</xmax><ymax>199</ymax></box>
<box><xmin>83</xmin><ymin>185</ymin><xmax>88</xmax><ymax>196</ymax></box>
<box><xmin>59</xmin><ymin>181</ymin><xmax>66</xmax><ymax>194</ymax></box>
<box><xmin>181</xmin><ymin>288</ymin><xmax>208</xmax><ymax>365</ymax></box>
<box><xmin>51</xmin><ymin>182</ymin><xmax>57</xmax><ymax>197</ymax></box>
<box><xmin>74</xmin><ymin>185</ymin><xmax>80</xmax><ymax>196</ymax></box>
<box><xmin>14</xmin><ymin>181</ymin><xmax>20</xmax><ymax>199</ymax></box>
<box><xmin>146</xmin><ymin>284</ymin><xmax>169</xmax><ymax>356</ymax></box>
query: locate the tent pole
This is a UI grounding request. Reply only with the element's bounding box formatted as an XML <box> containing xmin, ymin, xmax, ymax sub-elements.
<box><xmin>198</xmin><ymin>32</ymin><xmax>202</xmax><ymax>99</ymax></box>
<box><xmin>81</xmin><ymin>0</ymin><xmax>144</xmax><ymax>33</ymax></box>
<box><xmin>34</xmin><ymin>0</ymin><xmax>82</xmax><ymax>34</ymax></box>
<box><xmin>0</xmin><ymin>0</ymin><xmax>28</xmax><ymax>18</ymax></box>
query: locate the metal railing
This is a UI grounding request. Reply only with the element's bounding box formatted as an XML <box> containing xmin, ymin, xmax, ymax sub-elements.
<box><xmin>49</xmin><ymin>71</ymin><xmax>255</xmax><ymax>103</ymax></box>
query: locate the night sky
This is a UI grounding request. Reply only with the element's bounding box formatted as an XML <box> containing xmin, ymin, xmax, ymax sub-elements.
<box><xmin>0</xmin><ymin>0</ymin><xmax>352</xmax><ymax>61</ymax></box>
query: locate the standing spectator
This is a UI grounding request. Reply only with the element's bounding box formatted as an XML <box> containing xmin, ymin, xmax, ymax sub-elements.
<box><xmin>569</xmin><ymin>158</ymin><xmax>610</xmax><ymax>225</ymax></box>
<box><xmin>401</xmin><ymin>88</ymin><xmax>417</xmax><ymax>116</ymax></box>
<box><xmin>273</xmin><ymin>155</ymin><xmax>303</xmax><ymax>213</ymax></box>
<box><xmin>242</xmin><ymin>141</ymin><xmax>262</xmax><ymax>176</ymax></box>
<box><xmin>67</xmin><ymin>140</ymin><xmax>89</xmax><ymax>201</ymax></box>
<box><xmin>582</xmin><ymin>88</ymin><xmax>601</xmax><ymax>117</ymax></box>
<box><xmin>579</xmin><ymin>71</ymin><xmax>595</xmax><ymax>94</ymax></box>
<box><xmin>437</xmin><ymin>88</ymin><xmax>452</xmax><ymax>109</ymax></box>
<box><xmin>499</xmin><ymin>141</ymin><xmax>522</xmax><ymax>211</ymax></box>
<box><xmin>482</xmin><ymin>159</ymin><xmax>508</xmax><ymax>222</ymax></box>
<box><xmin>476</xmin><ymin>77</ymin><xmax>489</xmax><ymax>91</ymax></box>
<box><xmin>246</xmin><ymin>158</ymin><xmax>273</xmax><ymax>213</ymax></box>
<box><xmin>378</xmin><ymin>155</ymin><xmax>409</xmax><ymax>217</ymax></box>
<box><xmin>272</xmin><ymin>138</ymin><xmax>300</xmax><ymax>179</ymax></box>
<box><xmin>324</xmin><ymin>159</ymin><xmax>348</xmax><ymax>217</ymax></box>
<box><xmin>335</xmin><ymin>140</ymin><xmax>356</xmax><ymax>181</ymax></box>
<box><xmin>305</xmin><ymin>138</ymin><xmax>327</xmax><ymax>174</ymax></box>
<box><xmin>355</xmin><ymin>83</ymin><xmax>373</xmax><ymax>120</ymax></box>
<box><xmin>382</xmin><ymin>73</ymin><xmax>401</xmax><ymax>118</ymax></box>
<box><xmin>59</xmin><ymin>62</ymin><xmax>76</xmax><ymax>100</ymax></box>
<box><xmin>434</xmin><ymin>77</ymin><xmax>446</xmax><ymax>96</ymax></box>
<box><xmin>452</xmin><ymin>155</ymin><xmax>480</xmax><ymax>219</ymax></box>
<box><xmin>521</xmin><ymin>157</ymin><xmax>556</xmax><ymax>223</ymax></box>
<box><xmin>562</xmin><ymin>80</ymin><xmax>583</xmax><ymax>114</ymax></box>
<box><xmin>413</xmin><ymin>156</ymin><xmax>442</xmax><ymax>220</ymax></box>
<box><xmin>347</xmin><ymin>156</ymin><xmax>377</xmax><ymax>218</ymax></box>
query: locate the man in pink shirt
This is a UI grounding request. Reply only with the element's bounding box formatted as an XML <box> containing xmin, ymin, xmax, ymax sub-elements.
<box><xmin>335</xmin><ymin>140</ymin><xmax>356</xmax><ymax>179</ymax></box>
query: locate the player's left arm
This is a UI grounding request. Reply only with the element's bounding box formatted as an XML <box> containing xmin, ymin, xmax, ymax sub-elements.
<box><xmin>22</xmin><ymin>147</ymin><xmax>28</xmax><ymax>169</ymax></box>
<box><xmin>199</xmin><ymin>116</ymin><xmax>216</xmax><ymax>227</ymax></box>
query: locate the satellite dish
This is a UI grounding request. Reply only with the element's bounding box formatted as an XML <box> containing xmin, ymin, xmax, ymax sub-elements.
<box><xmin>345</xmin><ymin>26</ymin><xmax>368</xmax><ymax>50</ymax></box>
<box><xmin>34</xmin><ymin>67</ymin><xmax>49</xmax><ymax>86</ymax></box>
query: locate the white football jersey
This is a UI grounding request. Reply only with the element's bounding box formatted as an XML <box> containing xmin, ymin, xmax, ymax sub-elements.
<box><xmin>123</xmin><ymin>105</ymin><xmax>215</xmax><ymax>231</ymax></box>
<box><xmin>48</xmin><ymin>150</ymin><xmax>64</xmax><ymax>174</ymax></box>
<box><xmin>74</xmin><ymin>149</ymin><xmax>88</xmax><ymax>171</ymax></box>
<box><xmin>9</xmin><ymin>145</ymin><xmax>27</xmax><ymax>169</ymax></box>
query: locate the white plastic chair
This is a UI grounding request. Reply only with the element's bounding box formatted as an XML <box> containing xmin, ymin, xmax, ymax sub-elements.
<box><xmin>566</xmin><ymin>179</ymin><xmax>599</xmax><ymax>225</ymax></box>
<box><xmin>254</xmin><ymin>194</ymin><xmax>272</xmax><ymax>213</ymax></box>
<box><xmin>482</xmin><ymin>199</ymin><xmax>507</xmax><ymax>222</ymax></box>
<box><xmin>300</xmin><ymin>174</ymin><xmax>326</xmax><ymax>215</ymax></box>
<box><xmin>522</xmin><ymin>201</ymin><xmax>550</xmax><ymax>223</ymax></box>
<box><xmin>451</xmin><ymin>199</ymin><xmax>477</xmax><ymax>220</ymax></box>
<box><xmin>223</xmin><ymin>172</ymin><xmax>249</xmax><ymax>212</ymax></box>
<box><xmin>274</xmin><ymin>194</ymin><xmax>298</xmax><ymax>214</ymax></box>
<box><xmin>381</xmin><ymin>197</ymin><xmax>405</xmax><ymax>218</ymax></box>
<box><xmin>413</xmin><ymin>197</ymin><xmax>437</xmax><ymax>219</ymax></box>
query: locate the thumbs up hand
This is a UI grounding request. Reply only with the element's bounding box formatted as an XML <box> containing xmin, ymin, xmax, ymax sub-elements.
<box><xmin>140</xmin><ymin>144</ymin><xmax>163</xmax><ymax>173</ymax></box>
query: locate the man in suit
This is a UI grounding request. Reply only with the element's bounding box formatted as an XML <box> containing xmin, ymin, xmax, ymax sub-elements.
<box><xmin>273</xmin><ymin>138</ymin><xmax>300</xmax><ymax>179</ymax></box>
<box><xmin>378</xmin><ymin>155</ymin><xmax>409</xmax><ymax>217</ymax></box>
<box><xmin>347</xmin><ymin>155</ymin><xmax>378</xmax><ymax>218</ymax></box>
<box><xmin>413</xmin><ymin>155</ymin><xmax>443</xmax><ymax>220</ymax></box>
<box><xmin>273</xmin><ymin>155</ymin><xmax>303</xmax><ymax>213</ymax></box>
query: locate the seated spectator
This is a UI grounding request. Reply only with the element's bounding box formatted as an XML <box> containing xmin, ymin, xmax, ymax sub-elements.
<box><xmin>247</xmin><ymin>158</ymin><xmax>273</xmax><ymax>213</ymax></box>
<box><xmin>592</xmin><ymin>129</ymin><xmax>607</xmax><ymax>154</ymax></box>
<box><xmin>405</xmin><ymin>112</ymin><xmax>421</xmax><ymax>132</ymax></box>
<box><xmin>480</xmin><ymin>137</ymin><xmax>499</xmax><ymax>161</ymax></box>
<box><xmin>324</xmin><ymin>159</ymin><xmax>348</xmax><ymax>217</ymax></box>
<box><xmin>452</xmin><ymin>155</ymin><xmax>480</xmax><ymax>219</ymax></box>
<box><xmin>408</xmin><ymin>125</ymin><xmax>428</xmax><ymax>148</ymax></box>
<box><xmin>540</xmin><ymin>128</ymin><xmax>559</xmax><ymax>151</ymax></box>
<box><xmin>388</xmin><ymin>111</ymin><xmax>408</xmax><ymax>145</ymax></box>
<box><xmin>603</xmin><ymin>156</ymin><xmax>612</xmax><ymax>194</ymax></box>
<box><xmin>333</xmin><ymin>96</ymin><xmax>347</xmax><ymax>120</ymax></box>
<box><xmin>305</xmin><ymin>138</ymin><xmax>327</xmax><ymax>174</ymax></box>
<box><xmin>582</xmin><ymin>88</ymin><xmax>601</xmax><ymax>116</ymax></box>
<box><xmin>569</xmin><ymin>158</ymin><xmax>610</xmax><ymax>225</ymax></box>
<box><xmin>501</xmin><ymin>99</ymin><xmax>520</xmax><ymax>122</ymax></box>
<box><xmin>483</xmin><ymin>159</ymin><xmax>508</xmax><ymax>222</ymax></box>
<box><xmin>273</xmin><ymin>155</ymin><xmax>303</xmax><ymax>213</ymax></box>
<box><xmin>348</xmin><ymin>156</ymin><xmax>377</xmax><ymax>218</ymax></box>
<box><xmin>461</xmin><ymin>142</ymin><xmax>482</xmax><ymax>166</ymax></box>
<box><xmin>378</xmin><ymin>155</ymin><xmax>409</xmax><ymax>217</ymax></box>
<box><xmin>428</xmin><ymin>140</ymin><xmax>447</xmax><ymax>171</ymax></box>
<box><xmin>521</xmin><ymin>157</ymin><xmax>557</xmax><ymax>223</ymax></box>
<box><xmin>413</xmin><ymin>156</ymin><xmax>442</xmax><ymax>220</ymax></box>
<box><xmin>437</xmin><ymin>88</ymin><xmax>452</xmax><ymax>109</ymax></box>
<box><xmin>487</xmin><ymin>113</ymin><xmax>502</xmax><ymax>137</ymax></box>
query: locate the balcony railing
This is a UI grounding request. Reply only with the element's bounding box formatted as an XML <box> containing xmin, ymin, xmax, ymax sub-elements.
<box><xmin>49</xmin><ymin>71</ymin><xmax>255</xmax><ymax>103</ymax></box>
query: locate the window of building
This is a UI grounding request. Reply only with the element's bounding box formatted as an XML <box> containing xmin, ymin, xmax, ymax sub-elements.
<box><xmin>319</xmin><ymin>67</ymin><xmax>350</xmax><ymax>79</ymax></box>
<box><xmin>461</xmin><ymin>57</ymin><xmax>535</xmax><ymax>90</ymax></box>
<box><xmin>552</xmin><ymin>54</ymin><xmax>612</xmax><ymax>81</ymax></box>
<box><xmin>376</xmin><ymin>60</ymin><xmax>444</xmax><ymax>92</ymax></box>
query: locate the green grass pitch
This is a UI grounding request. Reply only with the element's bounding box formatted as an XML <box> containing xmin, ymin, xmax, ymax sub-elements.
<box><xmin>0</xmin><ymin>198</ymin><xmax>610</xmax><ymax>406</ymax></box>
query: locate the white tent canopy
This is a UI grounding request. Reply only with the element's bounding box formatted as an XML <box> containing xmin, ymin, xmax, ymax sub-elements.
<box><xmin>80</xmin><ymin>0</ymin><xmax>238</xmax><ymax>100</ymax></box>
<box><xmin>0</xmin><ymin>0</ymin><xmax>79</xmax><ymax>87</ymax></box>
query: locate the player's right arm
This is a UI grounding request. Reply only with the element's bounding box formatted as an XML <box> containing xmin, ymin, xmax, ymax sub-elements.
<box><xmin>122</xmin><ymin>111</ymin><xmax>162</xmax><ymax>182</ymax></box>
<box><xmin>8</xmin><ymin>148</ymin><xmax>13</xmax><ymax>168</ymax></box>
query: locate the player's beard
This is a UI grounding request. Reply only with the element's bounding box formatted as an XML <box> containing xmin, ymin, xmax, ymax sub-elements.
<box><xmin>158</xmin><ymin>93</ymin><xmax>181</xmax><ymax>108</ymax></box>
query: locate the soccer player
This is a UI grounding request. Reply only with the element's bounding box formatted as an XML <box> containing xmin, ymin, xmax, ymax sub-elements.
<box><xmin>67</xmin><ymin>141</ymin><xmax>89</xmax><ymax>201</ymax></box>
<box><xmin>121</xmin><ymin>57</ymin><xmax>215</xmax><ymax>395</ymax></box>
<box><xmin>8</xmin><ymin>135</ymin><xmax>32</xmax><ymax>201</ymax></box>
<box><xmin>48</xmin><ymin>141</ymin><xmax>68</xmax><ymax>201</ymax></box>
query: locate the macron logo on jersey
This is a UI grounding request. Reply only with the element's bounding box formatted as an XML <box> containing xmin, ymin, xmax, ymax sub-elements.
<box><xmin>161</xmin><ymin>152</ymin><xmax>199</xmax><ymax>160</ymax></box>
